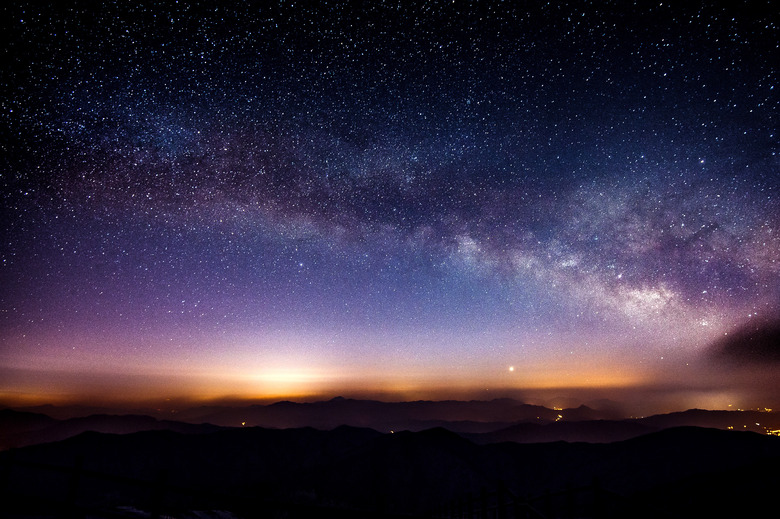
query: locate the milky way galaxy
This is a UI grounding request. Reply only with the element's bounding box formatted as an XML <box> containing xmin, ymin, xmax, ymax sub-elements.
<box><xmin>1</xmin><ymin>2</ymin><xmax>778</xmax><ymax>409</ymax></box>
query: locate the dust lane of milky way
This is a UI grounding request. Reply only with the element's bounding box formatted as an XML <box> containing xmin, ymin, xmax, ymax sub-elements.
<box><xmin>1</xmin><ymin>2</ymin><xmax>778</xmax><ymax>408</ymax></box>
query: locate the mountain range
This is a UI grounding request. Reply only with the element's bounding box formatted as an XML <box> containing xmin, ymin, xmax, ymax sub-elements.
<box><xmin>3</xmin><ymin>397</ymin><xmax>778</xmax><ymax>450</ymax></box>
<box><xmin>2</xmin><ymin>398</ymin><xmax>779</xmax><ymax>518</ymax></box>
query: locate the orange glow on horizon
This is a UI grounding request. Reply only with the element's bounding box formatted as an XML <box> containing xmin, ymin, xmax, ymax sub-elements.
<box><xmin>3</xmin><ymin>348</ymin><xmax>777</xmax><ymax>414</ymax></box>
<box><xmin>0</xmin><ymin>352</ymin><xmax>651</xmax><ymax>402</ymax></box>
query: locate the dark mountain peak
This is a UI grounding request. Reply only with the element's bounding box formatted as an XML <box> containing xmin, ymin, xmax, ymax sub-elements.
<box><xmin>418</xmin><ymin>426</ymin><xmax>471</xmax><ymax>441</ymax></box>
<box><xmin>623</xmin><ymin>425</ymin><xmax>768</xmax><ymax>448</ymax></box>
<box><xmin>321</xmin><ymin>396</ymin><xmax>371</xmax><ymax>406</ymax></box>
<box><xmin>0</xmin><ymin>409</ymin><xmax>60</xmax><ymax>445</ymax></box>
<box><xmin>0</xmin><ymin>408</ymin><xmax>59</xmax><ymax>423</ymax></box>
<box><xmin>487</xmin><ymin>397</ymin><xmax>521</xmax><ymax>404</ymax></box>
<box><xmin>329</xmin><ymin>423</ymin><xmax>382</xmax><ymax>436</ymax></box>
<box><xmin>466</xmin><ymin>419</ymin><xmax>657</xmax><ymax>445</ymax></box>
<box><xmin>634</xmin><ymin>408</ymin><xmax>780</xmax><ymax>435</ymax></box>
<box><xmin>267</xmin><ymin>400</ymin><xmax>298</xmax><ymax>407</ymax></box>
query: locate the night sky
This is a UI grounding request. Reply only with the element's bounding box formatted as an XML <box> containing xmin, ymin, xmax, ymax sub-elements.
<box><xmin>2</xmin><ymin>1</ymin><xmax>778</xmax><ymax>410</ymax></box>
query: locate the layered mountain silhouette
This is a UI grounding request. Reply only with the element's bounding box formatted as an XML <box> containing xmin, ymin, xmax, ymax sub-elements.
<box><xmin>2</xmin><ymin>423</ymin><xmax>779</xmax><ymax>518</ymax></box>
<box><xmin>2</xmin><ymin>398</ymin><xmax>779</xmax><ymax>518</ymax></box>
<box><xmin>4</xmin><ymin>397</ymin><xmax>778</xmax><ymax>449</ymax></box>
<box><xmin>178</xmin><ymin>397</ymin><xmax>567</xmax><ymax>430</ymax></box>
<box><xmin>0</xmin><ymin>409</ymin><xmax>221</xmax><ymax>450</ymax></box>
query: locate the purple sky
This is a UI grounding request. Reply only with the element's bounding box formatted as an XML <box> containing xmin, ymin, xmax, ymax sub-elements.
<box><xmin>1</xmin><ymin>2</ymin><xmax>778</xmax><ymax>410</ymax></box>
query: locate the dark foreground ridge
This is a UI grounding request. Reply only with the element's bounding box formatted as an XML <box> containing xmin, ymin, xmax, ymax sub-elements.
<box><xmin>2</xmin><ymin>419</ymin><xmax>779</xmax><ymax>519</ymax></box>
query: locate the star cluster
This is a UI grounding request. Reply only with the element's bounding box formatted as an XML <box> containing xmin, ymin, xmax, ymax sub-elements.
<box><xmin>1</xmin><ymin>2</ymin><xmax>778</xmax><ymax>404</ymax></box>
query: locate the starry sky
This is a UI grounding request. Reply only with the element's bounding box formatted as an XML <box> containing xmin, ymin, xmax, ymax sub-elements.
<box><xmin>1</xmin><ymin>1</ymin><xmax>778</xmax><ymax>409</ymax></box>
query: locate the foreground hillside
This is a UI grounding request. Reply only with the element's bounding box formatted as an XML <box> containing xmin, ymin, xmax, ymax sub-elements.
<box><xmin>2</xmin><ymin>423</ymin><xmax>778</xmax><ymax>518</ymax></box>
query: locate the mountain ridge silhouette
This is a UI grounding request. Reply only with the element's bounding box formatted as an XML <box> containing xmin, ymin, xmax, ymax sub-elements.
<box><xmin>2</xmin><ymin>422</ymin><xmax>778</xmax><ymax>518</ymax></box>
